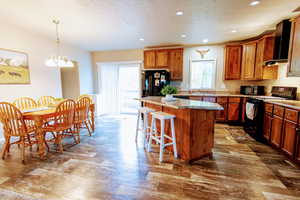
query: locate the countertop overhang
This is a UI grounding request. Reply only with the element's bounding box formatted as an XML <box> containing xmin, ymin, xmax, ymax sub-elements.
<box><xmin>138</xmin><ymin>96</ymin><xmax>224</xmax><ymax>110</ymax></box>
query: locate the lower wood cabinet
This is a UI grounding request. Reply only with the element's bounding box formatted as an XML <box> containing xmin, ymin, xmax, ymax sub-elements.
<box><xmin>263</xmin><ymin>112</ymin><xmax>273</xmax><ymax>140</ymax></box>
<box><xmin>270</xmin><ymin>115</ymin><xmax>283</xmax><ymax>148</ymax></box>
<box><xmin>296</xmin><ymin>136</ymin><xmax>300</xmax><ymax>163</ymax></box>
<box><xmin>228</xmin><ymin>103</ymin><xmax>240</xmax><ymax>121</ymax></box>
<box><xmin>216</xmin><ymin>103</ymin><xmax>227</xmax><ymax>121</ymax></box>
<box><xmin>282</xmin><ymin>120</ymin><xmax>298</xmax><ymax>157</ymax></box>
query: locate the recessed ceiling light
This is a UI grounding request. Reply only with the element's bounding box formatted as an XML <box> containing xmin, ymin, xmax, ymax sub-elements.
<box><xmin>139</xmin><ymin>38</ymin><xmax>144</xmax><ymax>41</ymax></box>
<box><xmin>181</xmin><ymin>34</ymin><xmax>186</xmax><ymax>38</ymax></box>
<box><xmin>176</xmin><ymin>11</ymin><xmax>184</xmax><ymax>16</ymax></box>
<box><xmin>231</xmin><ymin>30</ymin><xmax>237</xmax><ymax>33</ymax></box>
<box><xmin>203</xmin><ymin>39</ymin><xmax>208</xmax><ymax>43</ymax></box>
<box><xmin>250</xmin><ymin>1</ymin><xmax>260</xmax><ymax>6</ymax></box>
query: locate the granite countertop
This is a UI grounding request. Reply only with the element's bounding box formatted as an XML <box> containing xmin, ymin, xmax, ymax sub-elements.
<box><xmin>264</xmin><ymin>99</ymin><xmax>300</xmax><ymax>110</ymax></box>
<box><xmin>174</xmin><ymin>92</ymin><xmax>246</xmax><ymax>97</ymax></box>
<box><xmin>138</xmin><ymin>96</ymin><xmax>224</xmax><ymax>110</ymax></box>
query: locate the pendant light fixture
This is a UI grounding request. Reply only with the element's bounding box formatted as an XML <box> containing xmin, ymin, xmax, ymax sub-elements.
<box><xmin>45</xmin><ymin>19</ymin><xmax>74</xmax><ymax>68</ymax></box>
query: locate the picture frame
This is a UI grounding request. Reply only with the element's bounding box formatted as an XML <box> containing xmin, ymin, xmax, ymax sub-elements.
<box><xmin>0</xmin><ymin>48</ymin><xmax>30</xmax><ymax>84</ymax></box>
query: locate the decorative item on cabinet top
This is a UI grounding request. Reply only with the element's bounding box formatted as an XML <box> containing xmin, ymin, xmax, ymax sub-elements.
<box><xmin>196</xmin><ymin>49</ymin><xmax>210</xmax><ymax>59</ymax></box>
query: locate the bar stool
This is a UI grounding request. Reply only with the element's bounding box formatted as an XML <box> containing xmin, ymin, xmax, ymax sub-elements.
<box><xmin>135</xmin><ymin>107</ymin><xmax>155</xmax><ymax>147</ymax></box>
<box><xmin>148</xmin><ymin>111</ymin><xmax>177</xmax><ymax>162</ymax></box>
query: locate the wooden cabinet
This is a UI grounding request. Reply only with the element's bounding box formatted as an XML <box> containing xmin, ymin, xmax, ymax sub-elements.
<box><xmin>144</xmin><ymin>50</ymin><xmax>156</xmax><ymax>69</ymax></box>
<box><xmin>270</xmin><ymin>115</ymin><xmax>283</xmax><ymax>148</ymax></box>
<box><xmin>263</xmin><ymin>112</ymin><xmax>273</xmax><ymax>141</ymax></box>
<box><xmin>227</xmin><ymin>97</ymin><xmax>241</xmax><ymax>121</ymax></box>
<box><xmin>169</xmin><ymin>48</ymin><xmax>183</xmax><ymax>80</ymax></box>
<box><xmin>216</xmin><ymin>97</ymin><xmax>228</xmax><ymax>121</ymax></box>
<box><xmin>224</xmin><ymin>45</ymin><xmax>242</xmax><ymax>80</ymax></box>
<box><xmin>296</xmin><ymin>131</ymin><xmax>300</xmax><ymax>163</ymax></box>
<box><xmin>241</xmin><ymin>42</ymin><xmax>257</xmax><ymax>80</ymax></box>
<box><xmin>156</xmin><ymin>50</ymin><xmax>169</xmax><ymax>67</ymax></box>
<box><xmin>255</xmin><ymin>36</ymin><xmax>275</xmax><ymax>80</ymax></box>
<box><xmin>288</xmin><ymin>15</ymin><xmax>300</xmax><ymax>76</ymax></box>
<box><xmin>282</xmin><ymin>120</ymin><xmax>297</xmax><ymax>157</ymax></box>
<box><xmin>202</xmin><ymin>97</ymin><xmax>216</xmax><ymax>103</ymax></box>
<box><xmin>143</xmin><ymin>48</ymin><xmax>183</xmax><ymax>80</ymax></box>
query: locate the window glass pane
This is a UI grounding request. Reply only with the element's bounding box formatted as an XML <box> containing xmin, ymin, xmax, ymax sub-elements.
<box><xmin>190</xmin><ymin>60</ymin><xmax>216</xmax><ymax>89</ymax></box>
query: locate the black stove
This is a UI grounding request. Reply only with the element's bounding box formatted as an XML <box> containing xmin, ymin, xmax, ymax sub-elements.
<box><xmin>243</xmin><ymin>86</ymin><xmax>297</xmax><ymax>142</ymax></box>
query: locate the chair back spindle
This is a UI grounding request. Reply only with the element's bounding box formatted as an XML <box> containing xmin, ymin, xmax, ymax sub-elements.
<box><xmin>13</xmin><ymin>97</ymin><xmax>37</xmax><ymax>111</ymax></box>
<box><xmin>38</xmin><ymin>96</ymin><xmax>55</xmax><ymax>106</ymax></box>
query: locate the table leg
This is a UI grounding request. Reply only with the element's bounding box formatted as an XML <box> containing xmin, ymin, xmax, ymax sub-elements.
<box><xmin>35</xmin><ymin>118</ymin><xmax>46</xmax><ymax>159</ymax></box>
<box><xmin>90</xmin><ymin>105</ymin><xmax>95</xmax><ymax>132</ymax></box>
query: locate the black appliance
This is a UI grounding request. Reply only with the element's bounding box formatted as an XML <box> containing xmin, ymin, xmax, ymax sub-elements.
<box><xmin>244</xmin><ymin>86</ymin><xmax>297</xmax><ymax>142</ymax></box>
<box><xmin>240</xmin><ymin>86</ymin><xmax>265</xmax><ymax>95</ymax></box>
<box><xmin>142</xmin><ymin>70</ymin><xmax>170</xmax><ymax>96</ymax></box>
<box><xmin>266</xmin><ymin>19</ymin><xmax>292</xmax><ymax>66</ymax></box>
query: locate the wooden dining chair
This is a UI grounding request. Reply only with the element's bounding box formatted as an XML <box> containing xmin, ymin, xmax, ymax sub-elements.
<box><xmin>37</xmin><ymin>96</ymin><xmax>56</xmax><ymax>106</ymax></box>
<box><xmin>13</xmin><ymin>97</ymin><xmax>37</xmax><ymax>111</ymax></box>
<box><xmin>78</xmin><ymin>94</ymin><xmax>93</xmax><ymax>102</ymax></box>
<box><xmin>78</xmin><ymin>94</ymin><xmax>94</xmax><ymax>132</ymax></box>
<box><xmin>43</xmin><ymin>99</ymin><xmax>76</xmax><ymax>152</ymax></box>
<box><xmin>0</xmin><ymin>102</ymin><xmax>38</xmax><ymax>163</ymax></box>
<box><xmin>74</xmin><ymin>97</ymin><xmax>92</xmax><ymax>140</ymax></box>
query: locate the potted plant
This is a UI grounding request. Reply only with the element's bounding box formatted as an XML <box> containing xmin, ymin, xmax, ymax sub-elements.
<box><xmin>161</xmin><ymin>85</ymin><xmax>178</xmax><ymax>101</ymax></box>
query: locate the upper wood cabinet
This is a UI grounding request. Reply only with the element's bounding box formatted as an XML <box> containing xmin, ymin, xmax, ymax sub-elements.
<box><xmin>241</xmin><ymin>42</ymin><xmax>257</xmax><ymax>80</ymax></box>
<box><xmin>143</xmin><ymin>48</ymin><xmax>184</xmax><ymax>81</ymax></box>
<box><xmin>156</xmin><ymin>50</ymin><xmax>169</xmax><ymax>67</ymax></box>
<box><xmin>224</xmin><ymin>45</ymin><xmax>242</xmax><ymax>80</ymax></box>
<box><xmin>288</xmin><ymin>15</ymin><xmax>300</xmax><ymax>76</ymax></box>
<box><xmin>144</xmin><ymin>50</ymin><xmax>156</xmax><ymax>69</ymax></box>
<box><xmin>255</xmin><ymin>36</ymin><xmax>275</xmax><ymax>80</ymax></box>
<box><xmin>169</xmin><ymin>48</ymin><xmax>184</xmax><ymax>80</ymax></box>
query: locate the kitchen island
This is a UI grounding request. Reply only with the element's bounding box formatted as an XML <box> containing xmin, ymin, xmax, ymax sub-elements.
<box><xmin>139</xmin><ymin>96</ymin><xmax>223</xmax><ymax>163</ymax></box>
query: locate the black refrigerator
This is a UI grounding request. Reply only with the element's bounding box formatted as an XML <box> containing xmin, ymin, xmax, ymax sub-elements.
<box><xmin>142</xmin><ymin>70</ymin><xmax>170</xmax><ymax>96</ymax></box>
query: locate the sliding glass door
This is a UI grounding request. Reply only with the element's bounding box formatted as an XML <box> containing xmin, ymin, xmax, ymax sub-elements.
<box><xmin>98</xmin><ymin>62</ymin><xmax>141</xmax><ymax>115</ymax></box>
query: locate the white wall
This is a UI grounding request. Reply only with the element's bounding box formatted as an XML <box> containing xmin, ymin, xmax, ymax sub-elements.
<box><xmin>0</xmin><ymin>21</ymin><xmax>94</xmax><ymax>141</ymax></box>
<box><xmin>0</xmin><ymin>21</ymin><xmax>93</xmax><ymax>102</ymax></box>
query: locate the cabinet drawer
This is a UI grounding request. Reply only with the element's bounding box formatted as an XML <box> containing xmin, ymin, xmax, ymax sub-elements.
<box><xmin>273</xmin><ymin>105</ymin><xmax>284</xmax><ymax>117</ymax></box>
<box><xmin>285</xmin><ymin>109</ymin><xmax>298</xmax><ymax>122</ymax></box>
<box><xmin>228</xmin><ymin>97</ymin><xmax>241</xmax><ymax>103</ymax></box>
<box><xmin>217</xmin><ymin>97</ymin><xmax>228</xmax><ymax>103</ymax></box>
<box><xmin>265</xmin><ymin>103</ymin><xmax>273</xmax><ymax>114</ymax></box>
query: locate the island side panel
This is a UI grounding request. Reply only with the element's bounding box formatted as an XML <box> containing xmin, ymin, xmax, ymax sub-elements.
<box><xmin>190</xmin><ymin>109</ymin><xmax>216</xmax><ymax>160</ymax></box>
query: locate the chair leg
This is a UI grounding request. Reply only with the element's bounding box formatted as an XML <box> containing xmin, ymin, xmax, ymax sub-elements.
<box><xmin>43</xmin><ymin>132</ymin><xmax>50</xmax><ymax>152</ymax></box>
<box><xmin>1</xmin><ymin>137</ymin><xmax>10</xmax><ymax>160</ymax></box>
<box><xmin>84</xmin><ymin>121</ymin><xmax>92</xmax><ymax>136</ymax></box>
<box><xmin>170</xmin><ymin>118</ymin><xmax>177</xmax><ymax>158</ymax></box>
<box><xmin>143</xmin><ymin>113</ymin><xmax>149</xmax><ymax>147</ymax></box>
<box><xmin>56</xmin><ymin>133</ymin><xmax>63</xmax><ymax>153</ymax></box>
<box><xmin>148</xmin><ymin>117</ymin><xmax>155</xmax><ymax>152</ymax></box>
<box><xmin>159</xmin><ymin>119</ymin><xmax>165</xmax><ymax>163</ymax></box>
<box><xmin>135</xmin><ymin>111</ymin><xmax>140</xmax><ymax>142</ymax></box>
<box><xmin>20</xmin><ymin>137</ymin><xmax>26</xmax><ymax>164</ymax></box>
<box><xmin>27</xmin><ymin>134</ymin><xmax>32</xmax><ymax>151</ymax></box>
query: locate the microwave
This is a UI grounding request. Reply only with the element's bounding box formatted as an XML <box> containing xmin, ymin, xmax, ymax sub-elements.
<box><xmin>240</xmin><ymin>86</ymin><xmax>265</xmax><ymax>95</ymax></box>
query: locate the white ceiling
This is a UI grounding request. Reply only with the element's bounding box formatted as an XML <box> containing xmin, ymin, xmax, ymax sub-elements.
<box><xmin>1</xmin><ymin>0</ymin><xmax>300</xmax><ymax>51</ymax></box>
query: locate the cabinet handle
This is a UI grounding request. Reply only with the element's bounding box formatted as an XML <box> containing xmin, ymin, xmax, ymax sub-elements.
<box><xmin>296</xmin><ymin>128</ymin><xmax>300</xmax><ymax>134</ymax></box>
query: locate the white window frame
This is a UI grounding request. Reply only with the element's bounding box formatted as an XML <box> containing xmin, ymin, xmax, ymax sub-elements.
<box><xmin>189</xmin><ymin>59</ymin><xmax>217</xmax><ymax>90</ymax></box>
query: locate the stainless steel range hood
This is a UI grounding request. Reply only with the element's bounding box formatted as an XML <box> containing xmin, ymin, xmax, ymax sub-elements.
<box><xmin>265</xmin><ymin>19</ymin><xmax>292</xmax><ymax>66</ymax></box>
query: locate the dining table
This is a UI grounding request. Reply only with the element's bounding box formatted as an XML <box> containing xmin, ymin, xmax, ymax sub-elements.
<box><xmin>22</xmin><ymin>104</ymin><xmax>95</xmax><ymax>159</ymax></box>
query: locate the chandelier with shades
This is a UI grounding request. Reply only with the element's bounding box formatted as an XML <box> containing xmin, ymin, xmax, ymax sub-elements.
<box><xmin>45</xmin><ymin>19</ymin><xmax>74</xmax><ymax>68</ymax></box>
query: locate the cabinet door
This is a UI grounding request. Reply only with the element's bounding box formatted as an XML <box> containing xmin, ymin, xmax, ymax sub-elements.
<box><xmin>241</xmin><ymin>42</ymin><xmax>257</xmax><ymax>80</ymax></box>
<box><xmin>216</xmin><ymin>103</ymin><xmax>227</xmax><ymax>121</ymax></box>
<box><xmin>289</xmin><ymin>16</ymin><xmax>300</xmax><ymax>76</ymax></box>
<box><xmin>169</xmin><ymin>49</ymin><xmax>183</xmax><ymax>80</ymax></box>
<box><xmin>270</xmin><ymin>115</ymin><xmax>283</xmax><ymax>148</ymax></box>
<box><xmin>281</xmin><ymin>120</ymin><xmax>297</xmax><ymax>157</ymax></box>
<box><xmin>144</xmin><ymin>50</ymin><xmax>156</xmax><ymax>69</ymax></box>
<box><xmin>228</xmin><ymin>103</ymin><xmax>240</xmax><ymax>121</ymax></box>
<box><xmin>263</xmin><ymin>112</ymin><xmax>273</xmax><ymax>141</ymax></box>
<box><xmin>224</xmin><ymin>45</ymin><xmax>242</xmax><ymax>80</ymax></box>
<box><xmin>255</xmin><ymin>39</ymin><xmax>265</xmax><ymax>80</ymax></box>
<box><xmin>156</xmin><ymin>50</ymin><xmax>169</xmax><ymax>68</ymax></box>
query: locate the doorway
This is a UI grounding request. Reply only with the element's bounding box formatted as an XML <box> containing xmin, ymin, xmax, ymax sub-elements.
<box><xmin>98</xmin><ymin>62</ymin><xmax>141</xmax><ymax>115</ymax></box>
